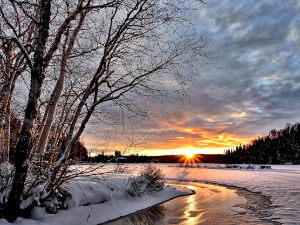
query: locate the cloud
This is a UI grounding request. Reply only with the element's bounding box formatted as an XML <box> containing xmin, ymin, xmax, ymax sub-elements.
<box><xmin>85</xmin><ymin>0</ymin><xmax>300</xmax><ymax>154</ymax></box>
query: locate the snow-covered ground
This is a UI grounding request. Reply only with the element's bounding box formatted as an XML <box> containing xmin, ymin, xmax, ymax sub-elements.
<box><xmin>1</xmin><ymin>163</ymin><xmax>300</xmax><ymax>224</ymax></box>
<box><xmin>161</xmin><ymin>163</ymin><xmax>300</xmax><ymax>224</ymax></box>
<box><xmin>0</xmin><ymin>164</ymin><xmax>191</xmax><ymax>225</ymax></box>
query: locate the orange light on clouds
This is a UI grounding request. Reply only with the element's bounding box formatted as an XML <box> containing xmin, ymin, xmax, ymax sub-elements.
<box><xmin>83</xmin><ymin>113</ymin><xmax>255</xmax><ymax>156</ymax></box>
<box><xmin>84</xmin><ymin>130</ymin><xmax>252</xmax><ymax>155</ymax></box>
<box><xmin>232</xmin><ymin>111</ymin><xmax>246</xmax><ymax>117</ymax></box>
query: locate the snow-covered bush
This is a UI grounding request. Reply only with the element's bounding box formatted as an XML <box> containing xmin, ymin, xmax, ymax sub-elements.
<box><xmin>19</xmin><ymin>159</ymin><xmax>62</xmax><ymax>211</ymax></box>
<box><xmin>260</xmin><ymin>165</ymin><xmax>271</xmax><ymax>169</ymax></box>
<box><xmin>0</xmin><ymin>162</ymin><xmax>15</xmax><ymax>217</ymax></box>
<box><xmin>126</xmin><ymin>165</ymin><xmax>165</xmax><ymax>197</ymax></box>
<box><xmin>114</xmin><ymin>165</ymin><xmax>133</xmax><ymax>174</ymax></box>
<box><xmin>43</xmin><ymin>187</ymin><xmax>72</xmax><ymax>214</ymax></box>
<box><xmin>0</xmin><ymin>158</ymin><xmax>74</xmax><ymax>217</ymax></box>
<box><xmin>21</xmin><ymin>159</ymin><xmax>77</xmax><ymax>214</ymax></box>
<box><xmin>246</xmin><ymin>165</ymin><xmax>256</xmax><ymax>169</ymax></box>
<box><xmin>225</xmin><ymin>164</ymin><xmax>240</xmax><ymax>169</ymax></box>
<box><xmin>0</xmin><ymin>162</ymin><xmax>14</xmax><ymax>202</ymax></box>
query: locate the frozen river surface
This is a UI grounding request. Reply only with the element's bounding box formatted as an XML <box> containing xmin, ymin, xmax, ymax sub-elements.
<box><xmin>105</xmin><ymin>180</ymin><xmax>280</xmax><ymax>225</ymax></box>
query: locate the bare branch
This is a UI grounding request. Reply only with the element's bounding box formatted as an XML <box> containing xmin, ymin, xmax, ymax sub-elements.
<box><xmin>12</xmin><ymin>0</ymin><xmax>39</xmax><ymax>24</ymax></box>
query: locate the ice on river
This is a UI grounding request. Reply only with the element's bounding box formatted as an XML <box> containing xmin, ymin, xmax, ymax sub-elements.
<box><xmin>1</xmin><ymin>163</ymin><xmax>300</xmax><ymax>224</ymax></box>
<box><xmin>161</xmin><ymin>163</ymin><xmax>300</xmax><ymax>224</ymax></box>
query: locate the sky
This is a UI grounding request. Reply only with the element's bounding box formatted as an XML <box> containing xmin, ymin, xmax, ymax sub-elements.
<box><xmin>86</xmin><ymin>0</ymin><xmax>300</xmax><ymax>156</ymax></box>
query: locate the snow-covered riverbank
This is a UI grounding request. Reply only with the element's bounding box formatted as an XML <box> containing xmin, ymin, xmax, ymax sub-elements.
<box><xmin>0</xmin><ymin>164</ymin><xmax>191</xmax><ymax>225</ymax></box>
<box><xmin>2</xmin><ymin>163</ymin><xmax>300</xmax><ymax>224</ymax></box>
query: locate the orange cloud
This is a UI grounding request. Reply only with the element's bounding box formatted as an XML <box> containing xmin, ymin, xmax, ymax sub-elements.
<box><xmin>83</xmin><ymin>109</ymin><xmax>259</xmax><ymax>156</ymax></box>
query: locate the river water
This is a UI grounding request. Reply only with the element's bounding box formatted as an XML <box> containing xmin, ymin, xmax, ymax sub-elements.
<box><xmin>103</xmin><ymin>180</ymin><xmax>281</xmax><ymax>225</ymax></box>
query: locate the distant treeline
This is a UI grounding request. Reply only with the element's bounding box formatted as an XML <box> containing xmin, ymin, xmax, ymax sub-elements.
<box><xmin>225</xmin><ymin>122</ymin><xmax>300</xmax><ymax>164</ymax></box>
<box><xmin>90</xmin><ymin>153</ymin><xmax>239</xmax><ymax>164</ymax></box>
<box><xmin>90</xmin><ymin>151</ymin><xmax>149</xmax><ymax>163</ymax></box>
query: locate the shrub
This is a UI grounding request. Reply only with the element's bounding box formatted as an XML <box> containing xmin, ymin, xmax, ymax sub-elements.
<box><xmin>0</xmin><ymin>162</ymin><xmax>14</xmax><ymax>202</ymax></box>
<box><xmin>260</xmin><ymin>165</ymin><xmax>271</xmax><ymax>169</ymax></box>
<box><xmin>0</xmin><ymin>162</ymin><xmax>15</xmax><ymax>218</ymax></box>
<box><xmin>43</xmin><ymin>187</ymin><xmax>72</xmax><ymax>214</ymax></box>
<box><xmin>114</xmin><ymin>165</ymin><xmax>132</xmax><ymax>174</ymax></box>
<box><xmin>126</xmin><ymin>165</ymin><xmax>165</xmax><ymax>197</ymax></box>
<box><xmin>246</xmin><ymin>165</ymin><xmax>256</xmax><ymax>169</ymax></box>
<box><xmin>0</xmin><ymin>159</ymin><xmax>74</xmax><ymax>217</ymax></box>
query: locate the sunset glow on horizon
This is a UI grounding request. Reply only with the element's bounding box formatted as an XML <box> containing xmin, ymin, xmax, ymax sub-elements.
<box><xmin>85</xmin><ymin>0</ymin><xmax>300</xmax><ymax>157</ymax></box>
<box><xmin>84</xmin><ymin>114</ymin><xmax>260</xmax><ymax>156</ymax></box>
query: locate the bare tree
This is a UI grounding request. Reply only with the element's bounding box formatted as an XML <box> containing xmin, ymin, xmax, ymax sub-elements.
<box><xmin>0</xmin><ymin>0</ymin><xmax>210</xmax><ymax>221</ymax></box>
<box><xmin>0</xmin><ymin>0</ymin><xmax>35</xmax><ymax>161</ymax></box>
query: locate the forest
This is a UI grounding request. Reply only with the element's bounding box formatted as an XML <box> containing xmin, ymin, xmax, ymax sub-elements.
<box><xmin>225</xmin><ymin>122</ymin><xmax>300</xmax><ymax>164</ymax></box>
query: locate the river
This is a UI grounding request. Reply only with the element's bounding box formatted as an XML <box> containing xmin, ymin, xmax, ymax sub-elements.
<box><xmin>103</xmin><ymin>180</ymin><xmax>281</xmax><ymax>225</ymax></box>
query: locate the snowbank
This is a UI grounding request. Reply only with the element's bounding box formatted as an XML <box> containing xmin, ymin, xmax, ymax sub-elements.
<box><xmin>0</xmin><ymin>164</ymin><xmax>191</xmax><ymax>225</ymax></box>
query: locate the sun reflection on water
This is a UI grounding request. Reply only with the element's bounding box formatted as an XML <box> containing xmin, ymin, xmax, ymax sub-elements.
<box><xmin>183</xmin><ymin>186</ymin><xmax>208</xmax><ymax>224</ymax></box>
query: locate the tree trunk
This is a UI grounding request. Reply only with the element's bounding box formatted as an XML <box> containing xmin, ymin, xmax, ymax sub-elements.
<box><xmin>37</xmin><ymin>12</ymin><xmax>88</xmax><ymax>155</ymax></box>
<box><xmin>3</xmin><ymin>101</ymin><xmax>10</xmax><ymax>161</ymax></box>
<box><xmin>4</xmin><ymin>0</ymin><xmax>51</xmax><ymax>222</ymax></box>
<box><xmin>0</xmin><ymin>89</ymin><xmax>12</xmax><ymax>162</ymax></box>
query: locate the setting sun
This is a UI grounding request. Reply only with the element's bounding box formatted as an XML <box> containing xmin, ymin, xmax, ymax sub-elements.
<box><xmin>174</xmin><ymin>148</ymin><xmax>205</xmax><ymax>164</ymax></box>
<box><xmin>184</xmin><ymin>148</ymin><xmax>197</xmax><ymax>158</ymax></box>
